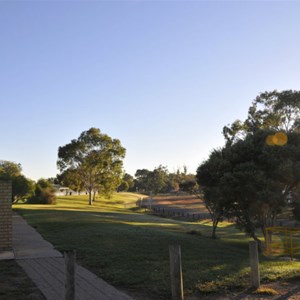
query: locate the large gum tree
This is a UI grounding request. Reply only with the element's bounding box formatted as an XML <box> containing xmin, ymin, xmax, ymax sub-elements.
<box><xmin>57</xmin><ymin>128</ymin><xmax>126</xmax><ymax>205</ymax></box>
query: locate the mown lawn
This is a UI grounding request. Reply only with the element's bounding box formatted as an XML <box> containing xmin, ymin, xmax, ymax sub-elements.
<box><xmin>0</xmin><ymin>260</ymin><xmax>45</xmax><ymax>300</ymax></box>
<box><xmin>13</xmin><ymin>193</ymin><xmax>300</xmax><ymax>299</ymax></box>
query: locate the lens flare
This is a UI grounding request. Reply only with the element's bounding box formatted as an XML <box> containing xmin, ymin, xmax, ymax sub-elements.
<box><xmin>266</xmin><ymin>135</ymin><xmax>275</xmax><ymax>146</ymax></box>
<box><xmin>266</xmin><ymin>132</ymin><xmax>288</xmax><ymax>146</ymax></box>
<box><xmin>273</xmin><ymin>132</ymin><xmax>288</xmax><ymax>146</ymax></box>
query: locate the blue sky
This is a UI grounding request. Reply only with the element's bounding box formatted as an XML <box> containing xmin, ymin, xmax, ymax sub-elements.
<box><xmin>1</xmin><ymin>1</ymin><xmax>300</xmax><ymax>180</ymax></box>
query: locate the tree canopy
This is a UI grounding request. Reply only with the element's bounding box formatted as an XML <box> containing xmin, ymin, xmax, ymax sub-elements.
<box><xmin>57</xmin><ymin>127</ymin><xmax>126</xmax><ymax>205</ymax></box>
<box><xmin>133</xmin><ymin>166</ymin><xmax>196</xmax><ymax>194</ymax></box>
<box><xmin>0</xmin><ymin>160</ymin><xmax>34</xmax><ymax>202</ymax></box>
<box><xmin>223</xmin><ymin>90</ymin><xmax>300</xmax><ymax>145</ymax></box>
<box><xmin>198</xmin><ymin>130</ymin><xmax>300</xmax><ymax>244</ymax></box>
<box><xmin>198</xmin><ymin>90</ymin><xmax>300</xmax><ymax>245</ymax></box>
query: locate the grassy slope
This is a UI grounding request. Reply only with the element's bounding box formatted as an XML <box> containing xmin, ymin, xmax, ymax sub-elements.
<box><xmin>14</xmin><ymin>193</ymin><xmax>300</xmax><ymax>299</ymax></box>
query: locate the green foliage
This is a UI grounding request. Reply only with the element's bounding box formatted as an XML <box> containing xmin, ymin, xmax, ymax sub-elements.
<box><xmin>28</xmin><ymin>179</ymin><xmax>56</xmax><ymax>204</ymax></box>
<box><xmin>57</xmin><ymin>169</ymin><xmax>84</xmax><ymax>193</ymax></box>
<box><xmin>0</xmin><ymin>160</ymin><xmax>22</xmax><ymax>178</ymax></box>
<box><xmin>118</xmin><ymin>180</ymin><xmax>129</xmax><ymax>192</ymax></box>
<box><xmin>223</xmin><ymin>90</ymin><xmax>300</xmax><ymax>145</ymax></box>
<box><xmin>179</xmin><ymin>179</ymin><xmax>198</xmax><ymax>193</ymax></box>
<box><xmin>201</xmin><ymin>90</ymin><xmax>300</xmax><ymax>242</ymax></box>
<box><xmin>13</xmin><ymin>175</ymin><xmax>35</xmax><ymax>202</ymax></box>
<box><xmin>198</xmin><ymin>130</ymin><xmax>300</xmax><ymax>243</ymax></box>
<box><xmin>57</xmin><ymin>127</ymin><xmax>126</xmax><ymax>205</ymax></box>
<box><xmin>0</xmin><ymin>160</ymin><xmax>34</xmax><ymax>202</ymax></box>
<box><xmin>134</xmin><ymin>166</ymin><xmax>168</xmax><ymax>194</ymax></box>
<box><xmin>134</xmin><ymin>166</ymin><xmax>196</xmax><ymax>194</ymax></box>
<box><xmin>118</xmin><ymin>173</ymin><xmax>134</xmax><ymax>192</ymax></box>
<box><xmin>196</xmin><ymin>148</ymin><xmax>232</xmax><ymax>238</ymax></box>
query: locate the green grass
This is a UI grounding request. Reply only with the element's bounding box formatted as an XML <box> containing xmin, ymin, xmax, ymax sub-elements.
<box><xmin>13</xmin><ymin>193</ymin><xmax>300</xmax><ymax>299</ymax></box>
<box><xmin>0</xmin><ymin>260</ymin><xmax>45</xmax><ymax>300</ymax></box>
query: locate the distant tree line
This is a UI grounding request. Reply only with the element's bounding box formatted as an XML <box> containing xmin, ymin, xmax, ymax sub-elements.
<box><xmin>56</xmin><ymin>163</ymin><xmax>197</xmax><ymax>197</ymax></box>
<box><xmin>117</xmin><ymin>165</ymin><xmax>197</xmax><ymax>195</ymax></box>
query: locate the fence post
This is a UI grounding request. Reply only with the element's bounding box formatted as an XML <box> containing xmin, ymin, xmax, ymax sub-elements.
<box><xmin>65</xmin><ymin>250</ymin><xmax>76</xmax><ymax>300</ymax></box>
<box><xmin>140</xmin><ymin>198</ymin><xmax>143</xmax><ymax>209</ymax></box>
<box><xmin>249</xmin><ymin>241</ymin><xmax>260</xmax><ymax>289</ymax></box>
<box><xmin>169</xmin><ymin>245</ymin><xmax>184</xmax><ymax>300</ymax></box>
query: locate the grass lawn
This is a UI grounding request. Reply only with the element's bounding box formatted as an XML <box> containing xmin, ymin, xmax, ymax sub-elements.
<box><xmin>0</xmin><ymin>260</ymin><xmax>45</xmax><ymax>300</ymax></box>
<box><xmin>13</xmin><ymin>193</ymin><xmax>300</xmax><ymax>299</ymax></box>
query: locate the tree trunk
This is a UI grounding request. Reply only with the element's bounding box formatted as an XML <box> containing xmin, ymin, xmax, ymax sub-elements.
<box><xmin>89</xmin><ymin>192</ymin><xmax>92</xmax><ymax>205</ymax></box>
<box><xmin>211</xmin><ymin>216</ymin><xmax>220</xmax><ymax>239</ymax></box>
<box><xmin>211</xmin><ymin>223</ymin><xmax>217</xmax><ymax>239</ymax></box>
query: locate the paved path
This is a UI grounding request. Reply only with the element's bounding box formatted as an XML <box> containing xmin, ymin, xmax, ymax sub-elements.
<box><xmin>13</xmin><ymin>213</ymin><xmax>134</xmax><ymax>300</ymax></box>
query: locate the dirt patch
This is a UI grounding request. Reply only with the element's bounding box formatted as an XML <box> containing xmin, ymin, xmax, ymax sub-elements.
<box><xmin>151</xmin><ymin>195</ymin><xmax>207</xmax><ymax>210</ymax></box>
<box><xmin>146</xmin><ymin>194</ymin><xmax>210</xmax><ymax>219</ymax></box>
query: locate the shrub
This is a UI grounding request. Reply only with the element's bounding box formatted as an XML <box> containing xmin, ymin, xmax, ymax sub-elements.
<box><xmin>27</xmin><ymin>179</ymin><xmax>56</xmax><ymax>205</ymax></box>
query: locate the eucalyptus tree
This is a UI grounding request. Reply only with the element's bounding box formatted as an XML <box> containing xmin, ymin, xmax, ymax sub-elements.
<box><xmin>223</xmin><ymin>90</ymin><xmax>300</xmax><ymax>145</ymax></box>
<box><xmin>56</xmin><ymin>169</ymin><xmax>84</xmax><ymax>195</ymax></box>
<box><xmin>57</xmin><ymin>128</ymin><xmax>126</xmax><ymax>205</ymax></box>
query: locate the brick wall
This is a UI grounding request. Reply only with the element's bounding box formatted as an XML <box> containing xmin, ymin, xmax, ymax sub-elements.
<box><xmin>0</xmin><ymin>180</ymin><xmax>12</xmax><ymax>251</ymax></box>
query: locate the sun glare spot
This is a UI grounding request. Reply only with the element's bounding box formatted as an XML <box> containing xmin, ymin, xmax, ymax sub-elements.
<box><xmin>266</xmin><ymin>135</ymin><xmax>275</xmax><ymax>146</ymax></box>
<box><xmin>266</xmin><ymin>132</ymin><xmax>288</xmax><ymax>146</ymax></box>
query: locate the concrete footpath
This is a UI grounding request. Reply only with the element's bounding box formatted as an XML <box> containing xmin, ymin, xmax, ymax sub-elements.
<box><xmin>12</xmin><ymin>213</ymin><xmax>134</xmax><ymax>300</ymax></box>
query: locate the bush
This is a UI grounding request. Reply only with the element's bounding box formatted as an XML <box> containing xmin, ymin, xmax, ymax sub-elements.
<box><xmin>27</xmin><ymin>179</ymin><xmax>56</xmax><ymax>204</ymax></box>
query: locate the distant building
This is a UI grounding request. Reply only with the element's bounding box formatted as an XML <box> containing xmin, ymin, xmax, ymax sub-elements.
<box><xmin>53</xmin><ymin>184</ymin><xmax>85</xmax><ymax>196</ymax></box>
<box><xmin>53</xmin><ymin>185</ymin><xmax>70</xmax><ymax>196</ymax></box>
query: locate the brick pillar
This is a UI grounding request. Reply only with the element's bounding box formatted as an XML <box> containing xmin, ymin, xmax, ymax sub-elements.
<box><xmin>0</xmin><ymin>180</ymin><xmax>12</xmax><ymax>251</ymax></box>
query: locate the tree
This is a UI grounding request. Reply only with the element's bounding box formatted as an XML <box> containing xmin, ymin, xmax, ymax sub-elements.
<box><xmin>0</xmin><ymin>160</ymin><xmax>21</xmax><ymax>178</ymax></box>
<box><xmin>168</xmin><ymin>167</ymin><xmax>197</xmax><ymax>193</ymax></box>
<box><xmin>223</xmin><ymin>90</ymin><xmax>300</xmax><ymax>145</ymax></box>
<box><xmin>134</xmin><ymin>166</ymin><xmax>197</xmax><ymax>194</ymax></box>
<box><xmin>179</xmin><ymin>179</ymin><xmax>198</xmax><ymax>193</ymax></box>
<box><xmin>0</xmin><ymin>160</ymin><xmax>34</xmax><ymax>202</ymax></box>
<box><xmin>57</xmin><ymin>169</ymin><xmax>84</xmax><ymax>195</ymax></box>
<box><xmin>28</xmin><ymin>179</ymin><xmax>56</xmax><ymax>204</ymax></box>
<box><xmin>13</xmin><ymin>175</ymin><xmax>35</xmax><ymax>202</ymax></box>
<box><xmin>148</xmin><ymin>165</ymin><xmax>169</xmax><ymax>194</ymax></box>
<box><xmin>134</xmin><ymin>169</ymin><xmax>151</xmax><ymax>192</ymax></box>
<box><xmin>134</xmin><ymin>166</ymin><xmax>169</xmax><ymax>194</ymax></box>
<box><xmin>196</xmin><ymin>148</ymin><xmax>232</xmax><ymax>239</ymax></box>
<box><xmin>118</xmin><ymin>173</ymin><xmax>134</xmax><ymax>192</ymax></box>
<box><xmin>198</xmin><ymin>90</ymin><xmax>300</xmax><ymax>243</ymax></box>
<box><xmin>57</xmin><ymin>128</ymin><xmax>126</xmax><ymax>205</ymax></box>
<box><xmin>198</xmin><ymin>129</ymin><xmax>300</xmax><ymax>246</ymax></box>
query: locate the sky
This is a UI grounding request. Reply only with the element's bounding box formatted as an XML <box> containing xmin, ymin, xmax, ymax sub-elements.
<box><xmin>1</xmin><ymin>0</ymin><xmax>300</xmax><ymax>181</ymax></box>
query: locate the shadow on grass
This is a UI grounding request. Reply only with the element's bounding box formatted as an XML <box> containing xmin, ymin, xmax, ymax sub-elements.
<box><xmin>13</xmin><ymin>207</ymin><xmax>300</xmax><ymax>299</ymax></box>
